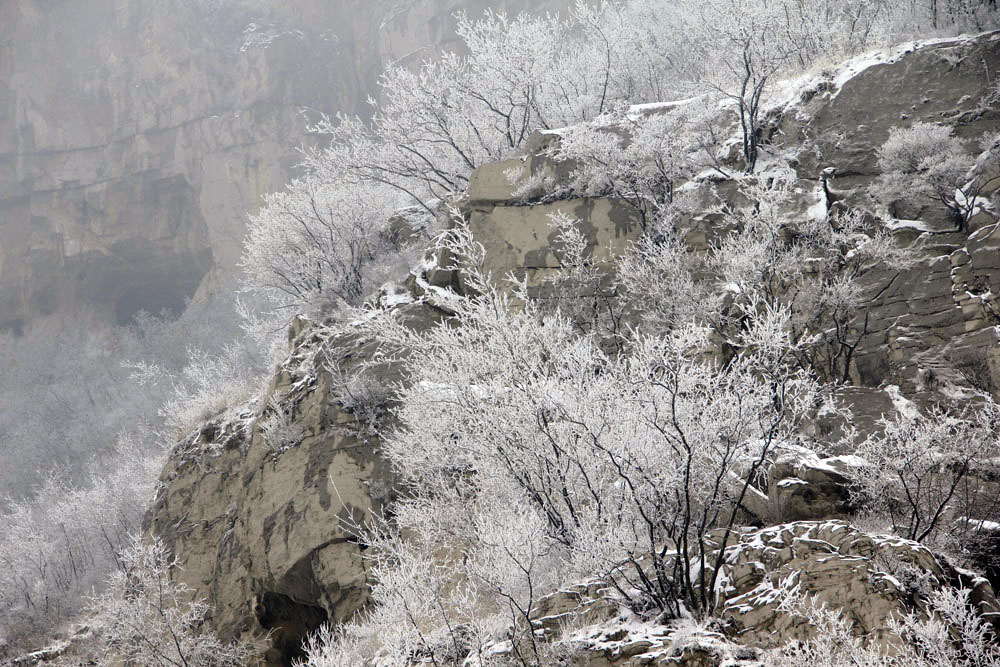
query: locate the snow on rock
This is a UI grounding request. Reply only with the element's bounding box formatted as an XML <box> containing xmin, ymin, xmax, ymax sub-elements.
<box><xmin>528</xmin><ymin>582</ymin><xmax>765</xmax><ymax>666</ymax></box>
<box><xmin>767</xmin><ymin>32</ymin><xmax>986</xmax><ymax>118</ymax></box>
<box><xmin>502</xmin><ymin>521</ymin><xmax>999</xmax><ymax>665</ymax></box>
<box><xmin>716</xmin><ymin>520</ymin><xmax>999</xmax><ymax>650</ymax></box>
<box><xmin>767</xmin><ymin>445</ymin><xmax>867</xmax><ymax>523</ymax></box>
<box><xmin>374</xmin><ymin>281</ymin><xmax>415</xmax><ymax>309</ymax></box>
<box><xmin>144</xmin><ymin>274</ymin><xmax>446</xmax><ymax>659</ymax></box>
<box><xmin>883</xmin><ymin>384</ymin><xmax>920</xmax><ymax>419</ymax></box>
<box><xmin>884</xmin><ymin>218</ymin><xmax>938</xmax><ymax>233</ymax></box>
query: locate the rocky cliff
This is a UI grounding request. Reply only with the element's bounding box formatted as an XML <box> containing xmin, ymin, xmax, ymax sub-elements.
<box><xmin>145</xmin><ymin>31</ymin><xmax>1000</xmax><ymax>665</ymax></box>
<box><xmin>0</xmin><ymin>0</ymin><xmax>564</xmax><ymax>332</ymax></box>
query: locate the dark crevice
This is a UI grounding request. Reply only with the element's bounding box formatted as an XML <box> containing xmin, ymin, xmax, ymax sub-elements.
<box><xmin>253</xmin><ymin>591</ymin><xmax>329</xmax><ymax>667</ymax></box>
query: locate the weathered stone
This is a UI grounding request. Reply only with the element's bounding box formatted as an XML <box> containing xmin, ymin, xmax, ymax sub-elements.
<box><xmin>767</xmin><ymin>446</ymin><xmax>866</xmax><ymax>523</ymax></box>
<box><xmin>717</xmin><ymin>521</ymin><xmax>1000</xmax><ymax>649</ymax></box>
<box><xmin>144</xmin><ymin>295</ymin><xmax>444</xmax><ymax>664</ymax></box>
<box><xmin>466</xmin><ymin>198</ymin><xmax>642</xmax><ymax>288</ymax></box>
<box><xmin>513</xmin><ymin>522</ymin><xmax>998</xmax><ymax>666</ymax></box>
<box><xmin>467</xmin><ymin>158</ymin><xmax>528</xmax><ymax>203</ymax></box>
<box><xmin>782</xmin><ymin>34</ymin><xmax>1000</xmax><ymax>179</ymax></box>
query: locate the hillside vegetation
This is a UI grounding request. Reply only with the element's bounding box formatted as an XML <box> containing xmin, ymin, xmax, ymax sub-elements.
<box><xmin>6</xmin><ymin>1</ymin><xmax>1000</xmax><ymax>665</ymax></box>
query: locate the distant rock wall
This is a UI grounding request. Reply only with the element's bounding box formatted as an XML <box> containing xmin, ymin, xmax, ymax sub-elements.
<box><xmin>0</xmin><ymin>0</ymin><xmax>565</xmax><ymax>331</ymax></box>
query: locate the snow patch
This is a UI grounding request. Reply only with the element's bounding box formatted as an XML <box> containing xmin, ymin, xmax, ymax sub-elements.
<box><xmin>885</xmin><ymin>218</ymin><xmax>936</xmax><ymax>233</ymax></box>
<box><xmin>883</xmin><ymin>384</ymin><xmax>920</xmax><ymax>419</ymax></box>
<box><xmin>807</xmin><ymin>199</ymin><xmax>828</xmax><ymax>221</ymax></box>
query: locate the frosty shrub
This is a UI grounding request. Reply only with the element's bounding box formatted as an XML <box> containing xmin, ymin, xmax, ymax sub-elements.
<box><xmin>83</xmin><ymin>535</ymin><xmax>255</xmax><ymax>667</ymax></box>
<box><xmin>536</xmin><ymin>210</ymin><xmax>617</xmax><ymax>340</ymax></box>
<box><xmin>763</xmin><ymin>588</ymin><xmax>1000</xmax><ymax>666</ymax></box>
<box><xmin>0</xmin><ymin>428</ymin><xmax>166</xmax><ymax>654</ymax></box>
<box><xmin>259</xmin><ymin>394</ymin><xmax>305</xmax><ymax>454</ymax></box>
<box><xmin>694</xmin><ymin>179</ymin><xmax>912</xmax><ymax>382</ymax></box>
<box><xmin>872</xmin><ymin>122</ymin><xmax>976</xmax><ymax>228</ymax></box>
<box><xmin>128</xmin><ymin>341</ymin><xmax>265</xmax><ymax>439</ymax></box>
<box><xmin>854</xmin><ymin>403</ymin><xmax>1000</xmax><ymax>550</ymax></box>
<box><xmin>327</xmin><ymin>366</ymin><xmax>395</xmax><ymax>432</ymax></box>
<box><xmin>551</xmin><ymin>102</ymin><xmax>725</xmax><ymax>225</ymax></box>
<box><xmin>241</xmin><ymin>178</ymin><xmax>411</xmax><ymax>316</ymax></box>
<box><xmin>615</xmin><ymin>212</ymin><xmax>721</xmax><ymax>335</ymax></box>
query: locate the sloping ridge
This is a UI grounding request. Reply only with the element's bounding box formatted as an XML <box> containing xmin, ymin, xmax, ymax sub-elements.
<box><xmin>145</xmin><ymin>32</ymin><xmax>1000</xmax><ymax>665</ymax></box>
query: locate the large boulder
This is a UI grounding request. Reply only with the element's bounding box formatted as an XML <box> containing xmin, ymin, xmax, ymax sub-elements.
<box><xmin>767</xmin><ymin>447</ymin><xmax>866</xmax><ymax>523</ymax></box>
<box><xmin>144</xmin><ymin>296</ymin><xmax>442</xmax><ymax>665</ymax></box>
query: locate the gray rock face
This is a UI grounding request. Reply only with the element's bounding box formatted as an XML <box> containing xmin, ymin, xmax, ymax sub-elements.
<box><xmin>145</xmin><ymin>302</ymin><xmax>442</xmax><ymax>664</ymax></box>
<box><xmin>767</xmin><ymin>447</ymin><xmax>867</xmax><ymax>523</ymax></box>
<box><xmin>781</xmin><ymin>33</ymin><xmax>1000</xmax><ymax>179</ymax></box>
<box><xmin>0</xmin><ymin>0</ymin><xmax>566</xmax><ymax>330</ymax></box>
<box><xmin>767</xmin><ymin>33</ymin><xmax>1000</xmax><ymax>406</ymax></box>
<box><xmin>466</xmin><ymin>195</ymin><xmax>643</xmax><ymax>292</ymax></box>
<box><xmin>718</xmin><ymin>521</ymin><xmax>1000</xmax><ymax>648</ymax></box>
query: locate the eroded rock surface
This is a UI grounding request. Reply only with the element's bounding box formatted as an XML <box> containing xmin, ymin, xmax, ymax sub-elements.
<box><xmin>144</xmin><ymin>300</ymin><xmax>443</xmax><ymax>663</ymax></box>
<box><xmin>717</xmin><ymin>521</ymin><xmax>999</xmax><ymax>648</ymax></box>
<box><xmin>521</xmin><ymin>522</ymin><xmax>998</xmax><ymax>666</ymax></box>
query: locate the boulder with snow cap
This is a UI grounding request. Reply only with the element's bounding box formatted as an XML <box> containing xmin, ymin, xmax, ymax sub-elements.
<box><xmin>767</xmin><ymin>446</ymin><xmax>867</xmax><ymax>523</ymax></box>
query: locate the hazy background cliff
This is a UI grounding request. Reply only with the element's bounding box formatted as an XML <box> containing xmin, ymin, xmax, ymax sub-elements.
<box><xmin>0</xmin><ymin>0</ymin><xmax>561</xmax><ymax>332</ymax></box>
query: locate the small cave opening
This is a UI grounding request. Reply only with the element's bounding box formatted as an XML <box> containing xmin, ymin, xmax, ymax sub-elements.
<box><xmin>253</xmin><ymin>591</ymin><xmax>329</xmax><ymax>667</ymax></box>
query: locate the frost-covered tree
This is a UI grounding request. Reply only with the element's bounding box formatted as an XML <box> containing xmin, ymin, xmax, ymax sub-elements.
<box><xmin>84</xmin><ymin>535</ymin><xmax>255</xmax><ymax>667</ymax></box>
<box><xmin>305</xmin><ymin>3</ymin><xmax>699</xmax><ymax>212</ymax></box>
<box><xmin>872</xmin><ymin>122</ymin><xmax>977</xmax><ymax>229</ymax></box>
<box><xmin>240</xmin><ymin>177</ymin><xmax>419</xmax><ymax>316</ymax></box>
<box><xmin>0</xmin><ymin>429</ymin><xmax>165</xmax><ymax>653</ymax></box>
<box><xmin>297</xmin><ymin>221</ymin><xmax>839</xmax><ymax>666</ymax></box>
<box><xmin>764</xmin><ymin>588</ymin><xmax>1000</xmax><ymax>666</ymax></box>
<box><xmin>854</xmin><ymin>403</ymin><xmax>1000</xmax><ymax>549</ymax></box>
<box><xmin>549</xmin><ymin>102</ymin><xmax>726</xmax><ymax>223</ymax></box>
<box><xmin>670</xmin><ymin>0</ymin><xmax>806</xmax><ymax>173</ymax></box>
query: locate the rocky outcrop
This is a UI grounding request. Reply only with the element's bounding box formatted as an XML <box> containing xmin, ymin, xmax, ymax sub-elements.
<box><xmin>775</xmin><ymin>33</ymin><xmax>1000</xmax><ymax>402</ymax></box>
<box><xmin>766</xmin><ymin>447</ymin><xmax>867</xmax><ymax>523</ymax></box>
<box><xmin>144</xmin><ymin>301</ymin><xmax>440</xmax><ymax>663</ymax></box>
<box><xmin>522</xmin><ymin>521</ymin><xmax>1000</xmax><ymax>666</ymax></box>
<box><xmin>717</xmin><ymin>521</ymin><xmax>999</xmax><ymax>648</ymax></box>
<box><xmin>0</xmin><ymin>0</ymin><xmax>567</xmax><ymax>331</ymax></box>
<box><xmin>145</xmin><ymin>31</ymin><xmax>1000</xmax><ymax>663</ymax></box>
